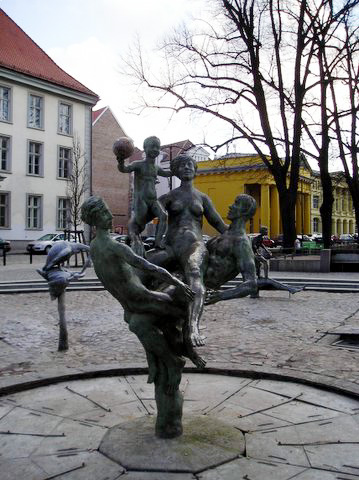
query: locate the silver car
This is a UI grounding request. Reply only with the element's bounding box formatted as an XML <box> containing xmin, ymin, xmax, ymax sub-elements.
<box><xmin>26</xmin><ymin>233</ymin><xmax>76</xmax><ymax>254</ymax></box>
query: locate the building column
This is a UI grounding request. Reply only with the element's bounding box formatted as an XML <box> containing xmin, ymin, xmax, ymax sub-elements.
<box><xmin>260</xmin><ymin>184</ymin><xmax>270</xmax><ymax>231</ymax></box>
<box><xmin>270</xmin><ymin>186</ymin><xmax>280</xmax><ymax>236</ymax></box>
<box><xmin>238</xmin><ymin>183</ymin><xmax>246</xmax><ymax>195</ymax></box>
<box><xmin>332</xmin><ymin>218</ymin><xmax>336</xmax><ymax>236</ymax></box>
<box><xmin>304</xmin><ymin>193</ymin><xmax>311</xmax><ymax>234</ymax></box>
<box><xmin>337</xmin><ymin>219</ymin><xmax>342</xmax><ymax>235</ymax></box>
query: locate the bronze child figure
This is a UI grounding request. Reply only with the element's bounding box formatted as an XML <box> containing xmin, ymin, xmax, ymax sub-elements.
<box><xmin>115</xmin><ymin>136</ymin><xmax>171</xmax><ymax>256</ymax></box>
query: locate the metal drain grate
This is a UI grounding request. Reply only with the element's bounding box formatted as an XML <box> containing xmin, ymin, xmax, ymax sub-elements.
<box><xmin>332</xmin><ymin>334</ymin><xmax>359</xmax><ymax>350</ymax></box>
<box><xmin>317</xmin><ymin>327</ymin><xmax>359</xmax><ymax>350</ymax></box>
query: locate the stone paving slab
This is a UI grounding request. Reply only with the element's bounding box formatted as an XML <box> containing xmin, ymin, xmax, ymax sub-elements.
<box><xmin>100</xmin><ymin>415</ymin><xmax>245</xmax><ymax>473</ymax></box>
<box><xmin>1</xmin><ymin>374</ymin><xmax>359</xmax><ymax>479</ymax></box>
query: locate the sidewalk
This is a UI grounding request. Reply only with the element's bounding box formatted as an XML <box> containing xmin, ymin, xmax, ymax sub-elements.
<box><xmin>1</xmin><ymin>256</ymin><xmax>359</xmax><ymax>399</ymax></box>
<box><xmin>2</xmin><ymin>253</ymin><xmax>359</xmax><ymax>282</ymax></box>
<box><xmin>0</xmin><ymin>253</ymin><xmax>97</xmax><ymax>282</ymax></box>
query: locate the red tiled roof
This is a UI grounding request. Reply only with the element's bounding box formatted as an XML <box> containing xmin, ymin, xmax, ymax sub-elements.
<box><xmin>161</xmin><ymin>139</ymin><xmax>194</xmax><ymax>151</ymax></box>
<box><xmin>92</xmin><ymin>106</ymin><xmax>107</xmax><ymax>123</ymax></box>
<box><xmin>0</xmin><ymin>9</ymin><xmax>99</xmax><ymax>99</ymax></box>
<box><xmin>160</xmin><ymin>140</ymin><xmax>195</xmax><ymax>162</ymax></box>
<box><xmin>129</xmin><ymin>139</ymin><xmax>195</xmax><ymax>164</ymax></box>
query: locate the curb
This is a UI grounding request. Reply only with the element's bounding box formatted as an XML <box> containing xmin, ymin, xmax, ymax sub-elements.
<box><xmin>1</xmin><ymin>363</ymin><xmax>358</xmax><ymax>400</ymax></box>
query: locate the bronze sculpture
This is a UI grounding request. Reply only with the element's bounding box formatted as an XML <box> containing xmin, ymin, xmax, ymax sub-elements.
<box><xmin>148</xmin><ymin>154</ymin><xmax>227</xmax><ymax>347</ymax></box>
<box><xmin>82</xmin><ymin>141</ymin><xmax>303</xmax><ymax>440</ymax></box>
<box><xmin>37</xmin><ymin>241</ymin><xmax>91</xmax><ymax>350</ymax></box>
<box><xmin>115</xmin><ymin>136</ymin><xmax>171</xmax><ymax>256</ymax></box>
<box><xmin>204</xmin><ymin>195</ymin><xmax>302</xmax><ymax>305</ymax></box>
<box><xmin>81</xmin><ymin>196</ymin><xmax>205</xmax><ymax>438</ymax></box>
<box><xmin>252</xmin><ymin>226</ymin><xmax>272</xmax><ymax>277</ymax></box>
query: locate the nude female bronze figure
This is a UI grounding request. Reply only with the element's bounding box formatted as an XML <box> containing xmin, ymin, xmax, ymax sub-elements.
<box><xmin>148</xmin><ymin>154</ymin><xmax>228</xmax><ymax>347</ymax></box>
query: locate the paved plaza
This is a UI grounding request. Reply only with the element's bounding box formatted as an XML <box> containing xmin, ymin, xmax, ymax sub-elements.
<box><xmin>1</xmin><ymin>373</ymin><xmax>359</xmax><ymax>479</ymax></box>
<box><xmin>1</xmin><ymin>258</ymin><xmax>359</xmax><ymax>478</ymax></box>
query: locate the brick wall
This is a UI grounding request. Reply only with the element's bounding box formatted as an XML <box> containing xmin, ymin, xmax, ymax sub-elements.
<box><xmin>92</xmin><ymin>109</ymin><xmax>130</xmax><ymax>232</ymax></box>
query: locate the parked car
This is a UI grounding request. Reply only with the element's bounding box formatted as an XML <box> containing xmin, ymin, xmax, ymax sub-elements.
<box><xmin>311</xmin><ymin>233</ymin><xmax>323</xmax><ymax>244</ymax></box>
<box><xmin>110</xmin><ymin>233</ymin><xmax>128</xmax><ymax>244</ymax></box>
<box><xmin>272</xmin><ymin>234</ymin><xmax>283</xmax><ymax>246</ymax></box>
<box><xmin>0</xmin><ymin>237</ymin><xmax>11</xmax><ymax>252</ymax></box>
<box><xmin>26</xmin><ymin>233</ymin><xmax>76</xmax><ymax>254</ymax></box>
<box><xmin>111</xmin><ymin>234</ymin><xmax>155</xmax><ymax>251</ymax></box>
<box><xmin>248</xmin><ymin>233</ymin><xmax>275</xmax><ymax>247</ymax></box>
<box><xmin>331</xmin><ymin>235</ymin><xmax>340</xmax><ymax>244</ymax></box>
<box><xmin>339</xmin><ymin>233</ymin><xmax>355</xmax><ymax>244</ymax></box>
<box><xmin>297</xmin><ymin>234</ymin><xmax>312</xmax><ymax>243</ymax></box>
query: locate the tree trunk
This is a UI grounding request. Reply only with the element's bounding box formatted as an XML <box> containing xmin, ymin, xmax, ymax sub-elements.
<box><xmin>278</xmin><ymin>188</ymin><xmax>297</xmax><ymax>249</ymax></box>
<box><xmin>352</xmin><ymin>188</ymin><xmax>359</xmax><ymax>244</ymax></box>
<box><xmin>320</xmin><ymin>171</ymin><xmax>333</xmax><ymax>249</ymax></box>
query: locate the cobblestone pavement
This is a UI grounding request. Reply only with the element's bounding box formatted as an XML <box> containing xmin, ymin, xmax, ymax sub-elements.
<box><xmin>2</xmin><ymin>260</ymin><xmax>359</xmax><ymax>478</ymax></box>
<box><xmin>1</xmin><ymin>259</ymin><xmax>359</xmax><ymax>396</ymax></box>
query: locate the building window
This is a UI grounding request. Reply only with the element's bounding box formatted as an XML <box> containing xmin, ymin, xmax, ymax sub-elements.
<box><xmin>313</xmin><ymin>217</ymin><xmax>319</xmax><ymax>233</ymax></box>
<box><xmin>27</xmin><ymin>141</ymin><xmax>43</xmax><ymax>176</ymax></box>
<box><xmin>342</xmin><ymin>197</ymin><xmax>345</xmax><ymax>211</ymax></box>
<box><xmin>0</xmin><ymin>135</ymin><xmax>10</xmax><ymax>171</ymax></box>
<box><xmin>57</xmin><ymin>197</ymin><xmax>70</xmax><ymax>229</ymax></box>
<box><xmin>0</xmin><ymin>86</ymin><xmax>11</xmax><ymax>122</ymax></box>
<box><xmin>312</xmin><ymin>195</ymin><xmax>319</xmax><ymax>209</ymax></box>
<box><xmin>0</xmin><ymin>192</ymin><xmax>10</xmax><ymax>228</ymax></box>
<box><xmin>58</xmin><ymin>102</ymin><xmax>72</xmax><ymax>135</ymax></box>
<box><xmin>28</xmin><ymin>94</ymin><xmax>43</xmax><ymax>128</ymax></box>
<box><xmin>58</xmin><ymin>147</ymin><xmax>72</xmax><ymax>178</ymax></box>
<box><xmin>26</xmin><ymin>195</ymin><xmax>42</xmax><ymax>229</ymax></box>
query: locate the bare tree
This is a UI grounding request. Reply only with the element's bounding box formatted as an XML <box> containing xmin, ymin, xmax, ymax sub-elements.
<box><xmin>66</xmin><ymin>134</ymin><xmax>89</xmax><ymax>240</ymax></box>
<box><xmin>126</xmin><ymin>0</ymin><xmax>321</xmax><ymax>247</ymax></box>
<box><xmin>298</xmin><ymin>0</ymin><xmax>359</xmax><ymax>248</ymax></box>
<box><xmin>328</xmin><ymin>6</ymin><xmax>359</xmax><ymax>239</ymax></box>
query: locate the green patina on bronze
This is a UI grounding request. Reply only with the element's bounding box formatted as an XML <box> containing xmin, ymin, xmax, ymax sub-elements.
<box><xmin>115</xmin><ymin>136</ymin><xmax>171</xmax><ymax>256</ymax></box>
<box><xmin>81</xmin><ymin>195</ymin><xmax>198</xmax><ymax>438</ymax></box>
<box><xmin>81</xmin><ymin>145</ymin><xmax>303</xmax><ymax>440</ymax></box>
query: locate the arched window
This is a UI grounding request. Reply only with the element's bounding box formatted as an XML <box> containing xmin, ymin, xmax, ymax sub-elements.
<box><xmin>312</xmin><ymin>195</ymin><xmax>319</xmax><ymax>209</ymax></box>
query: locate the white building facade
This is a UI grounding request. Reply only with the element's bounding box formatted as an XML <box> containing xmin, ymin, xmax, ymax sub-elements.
<box><xmin>0</xmin><ymin>10</ymin><xmax>98</xmax><ymax>247</ymax></box>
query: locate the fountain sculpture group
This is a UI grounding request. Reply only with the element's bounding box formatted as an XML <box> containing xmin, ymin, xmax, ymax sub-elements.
<box><xmin>38</xmin><ymin>135</ymin><xmax>301</xmax><ymax>440</ymax></box>
<box><xmin>81</xmin><ymin>136</ymin><xmax>301</xmax><ymax>439</ymax></box>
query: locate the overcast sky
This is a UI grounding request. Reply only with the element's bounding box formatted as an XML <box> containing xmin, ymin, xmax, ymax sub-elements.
<box><xmin>0</xmin><ymin>0</ymin><xmax>232</xmax><ymax>152</ymax></box>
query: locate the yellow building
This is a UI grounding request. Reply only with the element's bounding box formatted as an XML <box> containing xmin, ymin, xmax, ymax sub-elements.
<box><xmin>311</xmin><ymin>171</ymin><xmax>356</xmax><ymax>235</ymax></box>
<box><xmin>194</xmin><ymin>153</ymin><xmax>319</xmax><ymax>237</ymax></box>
